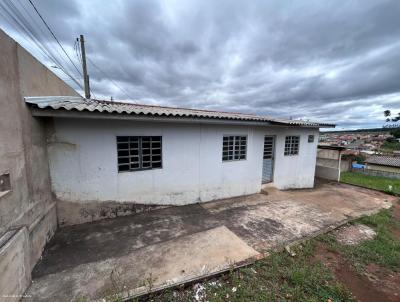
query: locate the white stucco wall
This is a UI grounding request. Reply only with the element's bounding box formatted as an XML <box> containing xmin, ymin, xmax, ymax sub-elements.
<box><xmin>48</xmin><ymin>118</ymin><xmax>319</xmax><ymax>205</ymax></box>
<box><xmin>270</xmin><ymin>128</ymin><xmax>319</xmax><ymax>189</ymax></box>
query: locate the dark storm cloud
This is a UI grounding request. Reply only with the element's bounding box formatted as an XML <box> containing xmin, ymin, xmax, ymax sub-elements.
<box><xmin>1</xmin><ymin>0</ymin><xmax>400</xmax><ymax>129</ymax></box>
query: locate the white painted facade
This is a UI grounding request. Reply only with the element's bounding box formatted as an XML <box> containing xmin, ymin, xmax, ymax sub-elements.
<box><xmin>48</xmin><ymin>118</ymin><xmax>319</xmax><ymax>206</ymax></box>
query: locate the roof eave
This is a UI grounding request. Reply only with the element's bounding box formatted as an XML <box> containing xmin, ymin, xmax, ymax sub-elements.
<box><xmin>30</xmin><ymin>107</ymin><xmax>329</xmax><ymax>128</ymax></box>
<box><xmin>25</xmin><ymin>96</ymin><xmax>335</xmax><ymax>128</ymax></box>
<box><xmin>280</xmin><ymin>122</ymin><xmax>335</xmax><ymax>128</ymax></box>
<box><xmin>30</xmin><ymin>107</ymin><xmax>274</xmax><ymax>126</ymax></box>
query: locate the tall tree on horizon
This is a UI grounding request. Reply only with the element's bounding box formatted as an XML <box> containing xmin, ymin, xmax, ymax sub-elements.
<box><xmin>384</xmin><ymin>110</ymin><xmax>400</xmax><ymax>122</ymax></box>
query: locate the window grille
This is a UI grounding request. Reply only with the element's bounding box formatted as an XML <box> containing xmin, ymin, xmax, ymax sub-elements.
<box><xmin>222</xmin><ymin>136</ymin><xmax>247</xmax><ymax>161</ymax></box>
<box><xmin>117</xmin><ymin>136</ymin><xmax>162</xmax><ymax>172</ymax></box>
<box><xmin>284</xmin><ymin>136</ymin><xmax>300</xmax><ymax>156</ymax></box>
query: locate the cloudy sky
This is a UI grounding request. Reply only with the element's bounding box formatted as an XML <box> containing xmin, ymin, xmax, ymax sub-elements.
<box><xmin>1</xmin><ymin>0</ymin><xmax>400</xmax><ymax>129</ymax></box>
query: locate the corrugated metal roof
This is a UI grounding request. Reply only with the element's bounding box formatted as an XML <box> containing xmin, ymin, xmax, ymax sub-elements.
<box><xmin>25</xmin><ymin>96</ymin><xmax>335</xmax><ymax>127</ymax></box>
<box><xmin>365</xmin><ymin>156</ymin><xmax>400</xmax><ymax>168</ymax></box>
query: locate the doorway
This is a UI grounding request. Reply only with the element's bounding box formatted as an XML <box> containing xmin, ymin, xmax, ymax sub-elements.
<box><xmin>262</xmin><ymin>136</ymin><xmax>275</xmax><ymax>183</ymax></box>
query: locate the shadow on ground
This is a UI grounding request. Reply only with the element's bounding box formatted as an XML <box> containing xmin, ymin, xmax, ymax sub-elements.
<box><xmin>24</xmin><ymin>181</ymin><xmax>396</xmax><ymax>301</ymax></box>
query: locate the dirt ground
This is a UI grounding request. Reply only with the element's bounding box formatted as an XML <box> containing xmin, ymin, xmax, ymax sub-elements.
<box><xmin>314</xmin><ymin>201</ymin><xmax>400</xmax><ymax>302</ymax></box>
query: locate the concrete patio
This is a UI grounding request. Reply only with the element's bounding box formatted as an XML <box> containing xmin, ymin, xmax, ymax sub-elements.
<box><xmin>24</xmin><ymin>181</ymin><xmax>396</xmax><ymax>301</ymax></box>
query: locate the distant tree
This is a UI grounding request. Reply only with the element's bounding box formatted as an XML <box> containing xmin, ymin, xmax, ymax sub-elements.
<box><xmin>391</xmin><ymin>129</ymin><xmax>400</xmax><ymax>138</ymax></box>
<box><xmin>384</xmin><ymin>110</ymin><xmax>400</xmax><ymax>123</ymax></box>
<box><xmin>384</xmin><ymin>109</ymin><xmax>391</xmax><ymax>122</ymax></box>
<box><xmin>386</xmin><ymin>136</ymin><xmax>396</xmax><ymax>143</ymax></box>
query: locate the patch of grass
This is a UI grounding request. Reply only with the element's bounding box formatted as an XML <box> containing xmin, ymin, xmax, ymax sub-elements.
<box><xmin>144</xmin><ymin>241</ymin><xmax>354</xmax><ymax>302</ymax></box>
<box><xmin>340</xmin><ymin>171</ymin><xmax>400</xmax><ymax>195</ymax></box>
<box><xmin>357</xmin><ymin>208</ymin><xmax>399</xmax><ymax>229</ymax></box>
<box><xmin>319</xmin><ymin>209</ymin><xmax>400</xmax><ymax>272</ymax></box>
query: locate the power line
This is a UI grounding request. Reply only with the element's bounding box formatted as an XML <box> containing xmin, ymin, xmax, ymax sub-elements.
<box><xmin>27</xmin><ymin>0</ymin><xmax>83</xmax><ymax>77</ymax></box>
<box><xmin>0</xmin><ymin>0</ymin><xmax>83</xmax><ymax>89</ymax></box>
<box><xmin>2</xmin><ymin>0</ymin><xmax>124</xmax><ymax>100</ymax></box>
<box><xmin>16</xmin><ymin>0</ymin><xmax>78</xmax><ymax>76</ymax></box>
<box><xmin>74</xmin><ymin>39</ymin><xmax>82</xmax><ymax>65</ymax></box>
<box><xmin>0</xmin><ymin>1</ymin><xmax>56</xmax><ymax>65</ymax></box>
<box><xmin>88</xmin><ymin>57</ymin><xmax>134</xmax><ymax>101</ymax></box>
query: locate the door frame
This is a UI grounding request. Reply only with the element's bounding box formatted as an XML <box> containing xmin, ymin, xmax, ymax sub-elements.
<box><xmin>262</xmin><ymin>135</ymin><xmax>276</xmax><ymax>184</ymax></box>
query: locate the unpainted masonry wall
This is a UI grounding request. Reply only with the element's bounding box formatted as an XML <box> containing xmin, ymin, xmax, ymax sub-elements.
<box><xmin>0</xmin><ymin>228</ymin><xmax>30</xmax><ymax>302</ymax></box>
<box><xmin>0</xmin><ymin>29</ymin><xmax>79</xmax><ymax>298</ymax></box>
<box><xmin>315</xmin><ymin>148</ymin><xmax>342</xmax><ymax>181</ymax></box>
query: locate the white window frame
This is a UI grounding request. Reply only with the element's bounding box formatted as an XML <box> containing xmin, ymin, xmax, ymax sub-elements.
<box><xmin>284</xmin><ymin>136</ymin><xmax>300</xmax><ymax>156</ymax></box>
<box><xmin>222</xmin><ymin>135</ymin><xmax>247</xmax><ymax>161</ymax></box>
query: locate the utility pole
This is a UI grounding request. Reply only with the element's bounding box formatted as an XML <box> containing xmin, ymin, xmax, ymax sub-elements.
<box><xmin>79</xmin><ymin>35</ymin><xmax>91</xmax><ymax>99</ymax></box>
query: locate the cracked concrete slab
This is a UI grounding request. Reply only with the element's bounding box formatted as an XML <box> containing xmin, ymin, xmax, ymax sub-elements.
<box><xmin>24</xmin><ymin>182</ymin><xmax>397</xmax><ymax>301</ymax></box>
<box><xmin>32</xmin><ymin>204</ymin><xmax>220</xmax><ymax>278</ymax></box>
<box><xmin>24</xmin><ymin>226</ymin><xmax>259</xmax><ymax>301</ymax></box>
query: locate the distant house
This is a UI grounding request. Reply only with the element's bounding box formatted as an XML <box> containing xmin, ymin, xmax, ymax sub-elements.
<box><xmin>365</xmin><ymin>156</ymin><xmax>400</xmax><ymax>173</ymax></box>
<box><xmin>346</xmin><ymin>140</ymin><xmax>363</xmax><ymax>150</ymax></box>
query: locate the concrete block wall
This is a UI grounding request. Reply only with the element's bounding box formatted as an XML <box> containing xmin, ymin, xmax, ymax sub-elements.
<box><xmin>315</xmin><ymin>148</ymin><xmax>344</xmax><ymax>181</ymax></box>
<box><xmin>0</xmin><ymin>228</ymin><xmax>31</xmax><ymax>302</ymax></box>
<box><xmin>0</xmin><ymin>28</ymin><xmax>79</xmax><ymax>298</ymax></box>
<box><xmin>315</xmin><ymin>165</ymin><xmax>340</xmax><ymax>181</ymax></box>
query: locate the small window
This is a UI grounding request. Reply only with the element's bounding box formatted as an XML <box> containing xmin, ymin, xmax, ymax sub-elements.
<box><xmin>117</xmin><ymin>136</ymin><xmax>162</xmax><ymax>172</ymax></box>
<box><xmin>222</xmin><ymin>135</ymin><xmax>247</xmax><ymax>161</ymax></box>
<box><xmin>308</xmin><ymin>135</ymin><xmax>314</xmax><ymax>143</ymax></box>
<box><xmin>284</xmin><ymin>136</ymin><xmax>300</xmax><ymax>156</ymax></box>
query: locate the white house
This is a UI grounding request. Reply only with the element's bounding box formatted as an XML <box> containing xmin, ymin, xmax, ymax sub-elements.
<box><xmin>25</xmin><ymin>96</ymin><xmax>334</xmax><ymax>225</ymax></box>
<box><xmin>2</xmin><ymin>28</ymin><xmax>337</xmax><ymax>298</ymax></box>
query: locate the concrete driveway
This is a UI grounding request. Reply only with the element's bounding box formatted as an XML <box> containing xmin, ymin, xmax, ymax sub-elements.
<box><xmin>24</xmin><ymin>181</ymin><xmax>396</xmax><ymax>301</ymax></box>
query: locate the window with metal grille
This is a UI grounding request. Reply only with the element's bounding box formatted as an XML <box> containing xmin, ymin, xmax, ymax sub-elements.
<box><xmin>117</xmin><ymin>136</ymin><xmax>162</xmax><ymax>172</ymax></box>
<box><xmin>284</xmin><ymin>136</ymin><xmax>300</xmax><ymax>156</ymax></box>
<box><xmin>222</xmin><ymin>135</ymin><xmax>247</xmax><ymax>161</ymax></box>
